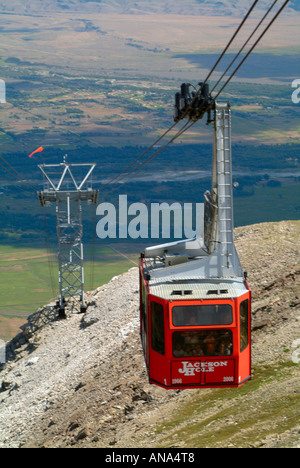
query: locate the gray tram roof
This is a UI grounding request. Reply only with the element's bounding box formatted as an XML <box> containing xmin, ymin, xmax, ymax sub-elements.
<box><xmin>143</xmin><ymin>258</ymin><xmax>249</xmax><ymax>301</ymax></box>
<box><xmin>148</xmin><ymin>278</ymin><xmax>248</xmax><ymax>301</ymax></box>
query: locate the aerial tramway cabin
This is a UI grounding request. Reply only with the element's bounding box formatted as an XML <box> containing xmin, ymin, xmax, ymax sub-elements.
<box><xmin>139</xmin><ymin>259</ymin><xmax>251</xmax><ymax>389</ymax></box>
<box><xmin>139</xmin><ymin>90</ymin><xmax>251</xmax><ymax>390</ymax></box>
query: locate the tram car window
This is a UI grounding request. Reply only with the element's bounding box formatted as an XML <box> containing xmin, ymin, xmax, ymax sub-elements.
<box><xmin>172</xmin><ymin>330</ymin><xmax>233</xmax><ymax>358</ymax></box>
<box><xmin>151</xmin><ymin>302</ymin><xmax>165</xmax><ymax>355</ymax></box>
<box><xmin>172</xmin><ymin>304</ymin><xmax>233</xmax><ymax>327</ymax></box>
<box><xmin>240</xmin><ymin>299</ymin><xmax>249</xmax><ymax>352</ymax></box>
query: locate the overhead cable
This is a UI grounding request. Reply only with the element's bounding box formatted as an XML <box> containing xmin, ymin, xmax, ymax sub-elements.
<box><xmin>211</xmin><ymin>0</ymin><xmax>291</xmax><ymax>102</ymax></box>
<box><xmin>118</xmin><ymin>120</ymin><xmax>196</xmax><ymax>183</ymax></box>
<box><xmin>102</xmin><ymin>0</ymin><xmax>262</xmax><ymax>186</ymax></box>
<box><xmin>210</xmin><ymin>0</ymin><xmax>280</xmax><ymax>95</ymax></box>
<box><xmin>0</xmin><ymin>170</ymin><xmax>34</xmax><ymax>194</ymax></box>
<box><xmin>0</xmin><ymin>154</ymin><xmax>39</xmax><ymax>192</ymax></box>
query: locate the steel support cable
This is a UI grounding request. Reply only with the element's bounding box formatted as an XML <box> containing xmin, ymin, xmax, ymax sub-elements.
<box><xmin>0</xmin><ymin>172</ymin><xmax>34</xmax><ymax>194</ymax></box>
<box><xmin>101</xmin><ymin>121</ymin><xmax>180</xmax><ymax>187</ymax></box>
<box><xmin>121</xmin><ymin>0</ymin><xmax>290</xmax><ymax>182</ymax></box>
<box><xmin>99</xmin><ymin>121</ymin><xmax>194</xmax><ymax>195</ymax></box>
<box><xmin>0</xmin><ymin>160</ymin><xmax>33</xmax><ymax>188</ymax></box>
<box><xmin>101</xmin><ymin>120</ymin><xmax>192</xmax><ymax>190</ymax></box>
<box><xmin>210</xmin><ymin>0</ymin><xmax>280</xmax><ymax>95</ymax></box>
<box><xmin>0</xmin><ymin>164</ymin><xmax>36</xmax><ymax>194</ymax></box>
<box><xmin>0</xmin><ymin>154</ymin><xmax>39</xmax><ymax>192</ymax></box>
<box><xmin>101</xmin><ymin>0</ymin><xmax>261</xmax><ymax>188</ymax></box>
<box><xmin>196</xmin><ymin>0</ymin><xmax>291</xmax><ymax>122</ymax></box>
<box><xmin>183</xmin><ymin>0</ymin><xmax>261</xmax><ymax>110</ymax></box>
<box><xmin>118</xmin><ymin>120</ymin><xmax>197</xmax><ymax>184</ymax></box>
<box><xmin>212</xmin><ymin>0</ymin><xmax>291</xmax><ymax>102</ymax></box>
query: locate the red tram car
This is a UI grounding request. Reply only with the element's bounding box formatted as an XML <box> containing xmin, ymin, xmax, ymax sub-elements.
<box><xmin>139</xmin><ymin>100</ymin><xmax>251</xmax><ymax>390</ymax></box>
<box><xmin>139</xmin><ymin>260</ymin><xmax>251</xmax><ymax>389</ymax></box>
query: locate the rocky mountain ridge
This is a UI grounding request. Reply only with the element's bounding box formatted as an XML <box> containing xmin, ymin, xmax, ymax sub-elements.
<box><xmin>0</xmin><ymin>220</ymin><xmax>299</xmax><ymax>448</ymax></box>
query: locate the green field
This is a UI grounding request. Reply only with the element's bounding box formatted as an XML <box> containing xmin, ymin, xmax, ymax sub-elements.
<box><xmin>0</xmin><ymin>244</ymin><xmax>138</xmax><ymax>341</ymax></box>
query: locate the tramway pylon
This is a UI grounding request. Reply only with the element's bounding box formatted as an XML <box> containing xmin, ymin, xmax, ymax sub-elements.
<box><xmin>38</xmin><ymin>156</ymin><xmax>98</xmax><ymax>318</ymax></box>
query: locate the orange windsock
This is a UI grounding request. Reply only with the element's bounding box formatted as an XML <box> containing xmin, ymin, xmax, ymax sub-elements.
<box><xmin>29</xmin><ymin>146</ymin><xmax>44</xmax><ymax>158</ymax></box>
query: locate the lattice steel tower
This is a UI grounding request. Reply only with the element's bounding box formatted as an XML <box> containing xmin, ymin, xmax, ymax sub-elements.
<box><xmin>38</xmin><ymin>156</ymin><xmax>98</xmax><ymax>317</ymax></box>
